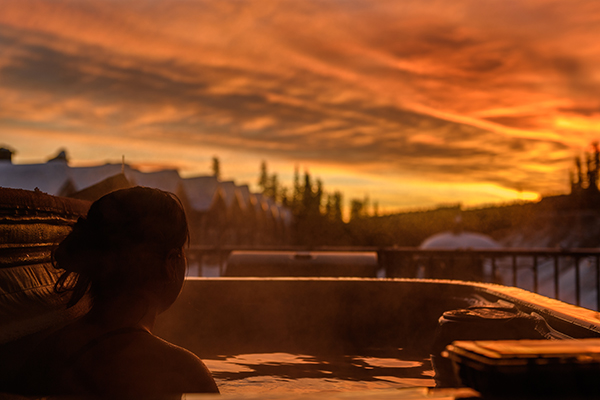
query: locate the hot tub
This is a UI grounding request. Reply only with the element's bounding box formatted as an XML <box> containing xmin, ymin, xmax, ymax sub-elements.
<box><xmin>154</xmin><ymin>277</ymin><xmax>600</xmax><ymax>397</ymax></box>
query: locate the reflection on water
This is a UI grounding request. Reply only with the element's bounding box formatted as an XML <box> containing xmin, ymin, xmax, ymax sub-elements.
<box><xmin>203</xmin><ymin>350</ymin><xmax>435</xmax><ymax>394</ymax></box>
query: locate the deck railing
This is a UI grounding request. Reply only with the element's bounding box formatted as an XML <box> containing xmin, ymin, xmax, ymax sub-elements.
<box><xmin>186</xmin><ymin>246</ymin><xmax>600</xmax><ymax>311</ymax></box>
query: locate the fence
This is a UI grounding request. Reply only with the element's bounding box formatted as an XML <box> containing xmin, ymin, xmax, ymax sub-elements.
<box><xmin>186</xmin><ymin>246</ymin><xmax>600</xmax><ymax>311</ymax></box>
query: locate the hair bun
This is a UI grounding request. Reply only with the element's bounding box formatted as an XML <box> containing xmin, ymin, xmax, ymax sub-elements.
<box><xmin>54</xmin><ymin>217</ymin><xmax>99</xmax><ymax>274</ymax></box>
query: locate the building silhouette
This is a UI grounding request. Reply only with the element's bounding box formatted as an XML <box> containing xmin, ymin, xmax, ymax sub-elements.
<box><xmin>0</xmin><ymin>148</ymin><xmax>292</xmax><ymax>247</ymax></box>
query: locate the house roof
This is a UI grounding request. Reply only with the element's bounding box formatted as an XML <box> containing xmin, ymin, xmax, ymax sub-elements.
<box><xmin>69</xmin><ymin>173</ymin><xmax>132</xmax><ymax>202</ymax></box>
<box><xmin>237</xmin><ymin>185</ymin><xmax>252</xmax><ymax>209</ymax></box>
<box><xmin>253</xmin><ymin>193</ymin><xmax>270</xmax><ymax>213</ymax></box>
<box><xmin>279</xmin><ymin>207</ymin><xmax>293</xmax><ymax>225</ymax></box>
<box><xmin>0</xmin><ymin>161</ymin><xmax>72</xmax><ymax>195</ymax></box>
<box><xmin>69</xmin><ymin>164</ymin><xmax>129</xmax><ymax>191</ymax></box>
<box><xmin>182</xmin><ymin>176</ymin><xmax>220</xmax><ymax>212</ymax></box>
<box><xmin>218</xmin><ymin>181</ymin><xmax>240</xmax><ymax>209</ymax></box>
<box><xmin>0</xmin><ymin>158</ymin><xmax>292</xmax><ymax>221</ymax></box>
<box><xmin>69</xmin><ymin>164</ymin><xmax>183</xmax><ymax>194</ymax></box>
<box><xmin>129</xmin><ymin>169</ymin><xmax>182</xmax><ymax>193</ymax></box>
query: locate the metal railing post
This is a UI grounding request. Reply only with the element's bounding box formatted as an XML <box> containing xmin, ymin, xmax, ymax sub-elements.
<box><xmin>427</xmin><ymin>255</ymin><xmax>433</xmax><ymax>279</ymax></box>
<box><xmin>575</xmin><ymin>256</ymin><xmax>581</xmax><ymax>307</ymax></box>
<box><xmin>597</xmin><ymin>255</ymin><xmax>600</xmax><ymax>311</ymax></box>
<box><xmin>512</xmin><ymin>254</ymin><xmax>518</xmax><ymax>287</ymax></box>
<box><xmin>554</xmin><ymin>256</ymin><xmax>560</xmax><ymax>300</ymax></box>
<box><xmin>218</xmin><ymin>247</ymin><xmax>224</xmax><ymax>276</ymax></box>
<box><xmin>533</xmin><ymin>255</ymin><xmax>538</xmax><ymax>293</ymax></box>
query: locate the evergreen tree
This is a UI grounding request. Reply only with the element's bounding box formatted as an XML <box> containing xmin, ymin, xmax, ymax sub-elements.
<box><xmin>575</xmin><ymin>156</ymin><xmax>583</xmax><ymax>187</ymax></box>
<box><xmin>325</xmin><ymin>194</ymin><xmax>333</xmax><ymax>220</ymax></box>
<box><xmin>268</xmin><ymin>173</ymin><xmax>280</xmax><ymax>201</ymax></box>
<box><xmin>258</xmin><ymin>161</ymin><xmax>269</xmax><ymax>193</ymax></box>
<box><xmin>324</xmin><ymin>191</ymin><xmax>344</xmax><ymax>222</ymax></box>
<box><xmin>211</xmin><ymin>156</ymin><xmax>220</xmax><ymax>179</ymax></box>
<box><xmin>350</xmin><ymin>199</ymin><xmax>365</xmax><ymax>221</ymax></box>
<box><xmin>315</xmin><ymin>179</ymin><xmax>323</xmax><ymax>215</ymax></box>
<box><xmin>292</xmin><ymin>165</ymin><xmax>302</xmax><ymax>212</ymax></box>
<box><xmin>280</xmin><ymin>187</ymin><xmax>289</xmax><ymax>207</ymax></box>
<box><xmin>332</xmin><ymin>191</ymin><xmax>343</xmax><ymax>222</ymax></box>
<box><xmin>302</xmin><ymin>171</ymin><xmax>313</xmax><ymax>214</ymax></box>
<box><xmin>251</xmin><ymin>161</ymin><xmax>381</xmax><ymax>245</ymax></box>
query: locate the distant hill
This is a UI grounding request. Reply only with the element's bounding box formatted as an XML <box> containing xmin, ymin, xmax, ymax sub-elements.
<box><xmin>500</xmin><ymin>191</ymin><xmax>600</xmax><ymax>248</ymax></box>
<box><xmin>345</xmin><ymin>190</ymin><xmax>600</xmax><ymax>249</ymax></box>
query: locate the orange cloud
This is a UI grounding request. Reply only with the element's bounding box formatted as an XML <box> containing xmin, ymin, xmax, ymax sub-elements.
<box><xmin>1</xmin><ymin>0</ymin><xmax>600</xmax><ymax>210</ymax></box>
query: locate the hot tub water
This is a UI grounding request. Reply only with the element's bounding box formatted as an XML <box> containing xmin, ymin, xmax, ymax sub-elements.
<box><xmin>203</xmin><ymin>350</ymin><xmax>435</xmax><ymax>394</ymax></box>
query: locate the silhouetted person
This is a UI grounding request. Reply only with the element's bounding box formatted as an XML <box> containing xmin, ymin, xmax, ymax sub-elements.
<box><xmin>7</xmin><ymin>187</ymin><xmax>219</xmax><ymax>397</ymax></box>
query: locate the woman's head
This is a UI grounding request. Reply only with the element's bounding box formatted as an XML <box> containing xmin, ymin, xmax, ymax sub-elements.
<box><xmin>55</xmin><ymin>186</ymin><xmax>189</xmax><ymax>308</ymax></box>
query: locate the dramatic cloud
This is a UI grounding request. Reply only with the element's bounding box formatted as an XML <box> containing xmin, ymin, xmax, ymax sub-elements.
<box><xmin>1</xmin><ymin>0</ymin><xmax>599</xmax><ymax>210</ymax></box>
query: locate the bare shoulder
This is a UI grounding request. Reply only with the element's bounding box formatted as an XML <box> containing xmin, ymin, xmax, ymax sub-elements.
<box><xmin>78</xmin><ymin>331</ymin><xmax>219</xmax><ymax>395</ymax></box>
<box><xmin>144</xmin><ymin>334</ymin><xmax>220</xmax><ymax>392</ymax></box>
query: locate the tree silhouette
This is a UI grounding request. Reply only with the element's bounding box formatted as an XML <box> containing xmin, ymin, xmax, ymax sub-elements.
<box><xmin>280</xmin><ymin>187</ymin><xmax>289</xmax><ymax>207</ymax></box>
<box><xmin>325</xmin><ymin>191</ymin><xmax>343</xmax><ymax>223</ymax></box>
<box><xmin>258</xmin><ymin>161</ymin><xmax>280</xmax><ymax>201</ymax></box>
<box><xmin>349</xmin><ymin>195</ymin><xmax>370</xmax><ymax>221</ymax></box>
<box><xmin>253</xmin><ymin>161</ymin><xmax>388</xmax><ymax>245</ymax></box>
<box><xmin>332</xmin><ymin>192</ymin><xmax>343</xmax><ymax>222</ymax></box>
<box><xmin>211</xmin><ymin>156</ymin><xmax>220</xmax><ymax>179</ymax></box>
<box><xmin>292</xmin><ymin>166</ymin><xmax>302</xmax><ymax>211</ymax></box>
<box><xmin>350</xmin><ymin>199</ymin><xmax>365</xmax><ymax>221</ymax></box>
<box><xmin>268</xmin><ymin>173</ymin><xmax>280</xmax><ymax>201</ymax></box>
<box><xmin>258</xmin><ymin>161</ymin><xmax>268</xmax><ymax>193</ymax></box>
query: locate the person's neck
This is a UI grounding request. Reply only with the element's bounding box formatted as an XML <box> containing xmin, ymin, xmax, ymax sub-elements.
<box><xmin>84</xmin><ymin>292</ymin><xmax>159</xmax><ymax>332</ymax></box>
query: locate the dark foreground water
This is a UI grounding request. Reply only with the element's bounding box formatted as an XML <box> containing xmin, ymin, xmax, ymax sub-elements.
<box><xmin>203</xmin><ymin>349</ymin><xmax>435</xmax><ymax>394</ymax></box>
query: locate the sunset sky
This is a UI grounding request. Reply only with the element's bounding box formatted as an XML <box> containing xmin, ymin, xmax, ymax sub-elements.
<box><xmin>2</xmin><ymin>0</ymin><xmax>600</xmax><ymax>213</ymax></box>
